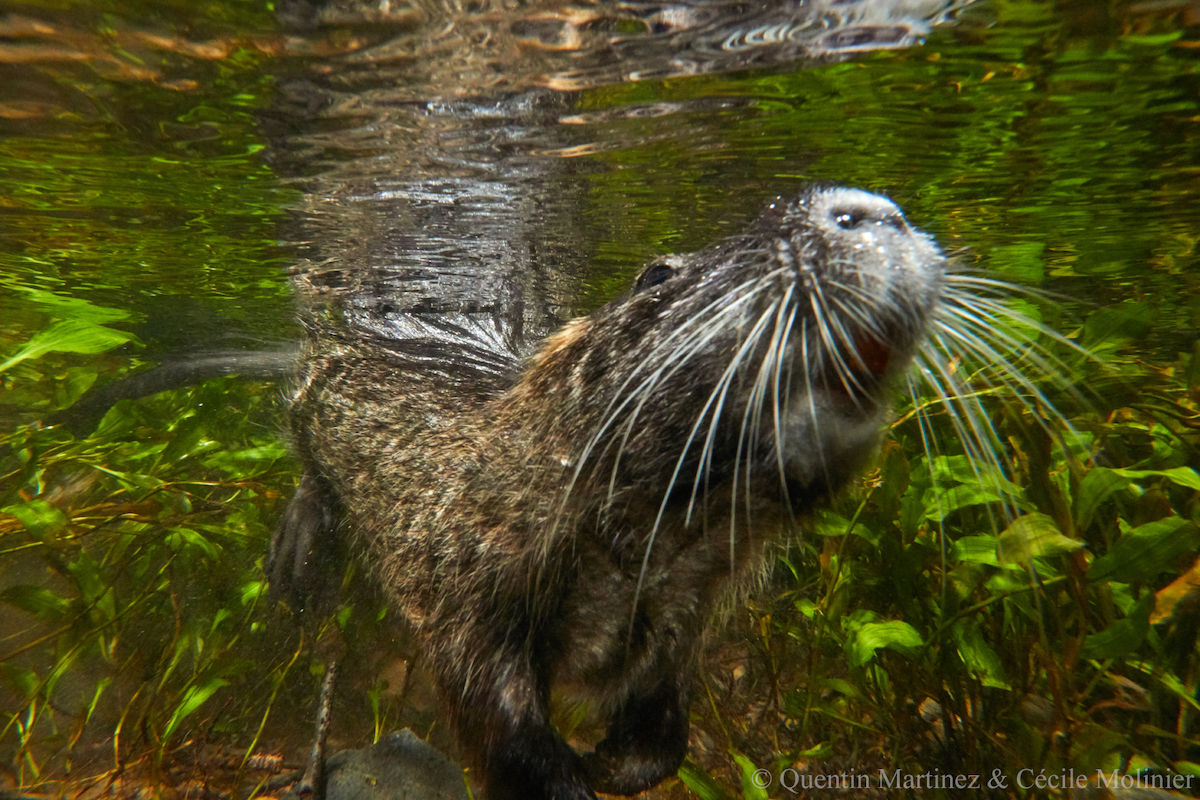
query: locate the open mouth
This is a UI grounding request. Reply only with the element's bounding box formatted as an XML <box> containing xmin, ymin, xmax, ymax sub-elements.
<box><xmin>821</xmin><ymin>332</ymin><xmax>895</xmax><ymax>404</ymax></box>
<box><xmin>853</xmin><ymin>333</ymin><xmax>893</xmax><ymax>378</ymax></box>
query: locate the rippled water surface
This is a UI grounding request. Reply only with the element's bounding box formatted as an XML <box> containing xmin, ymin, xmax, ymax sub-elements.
<box><xmin>1</xmin><ymin>0</ymin><xmax>1199</xmax><ymax>793</ymax></box>
<box><xmin>3</xmin><ymin>0</ymin><xmax>1196</xmax><ymax>376</ymax></box>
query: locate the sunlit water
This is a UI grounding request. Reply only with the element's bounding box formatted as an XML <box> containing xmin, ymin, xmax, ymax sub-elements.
<box><xmin>1</xmin><ymin>0</ymin><xmax>1198</xmax><ymax>791</ymax></box>
<box><xmin>3</xmin><ymin>0</ymin><xmax>1196</xmax><ymax>388</ymax></box>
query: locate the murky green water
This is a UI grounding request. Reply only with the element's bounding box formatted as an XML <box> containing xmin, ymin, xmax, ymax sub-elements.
<box><xmin>1</xmin><ymin>0</ymin><xmax>1198</xmax><ymax>795</ymax></box>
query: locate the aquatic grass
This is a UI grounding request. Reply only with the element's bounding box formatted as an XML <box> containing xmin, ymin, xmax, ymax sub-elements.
<box><xmin>676</xmin><ymin>320</ymin><xmax>1200</xmax><ymax>795</ymax></box>
<box><xmin>0</xmin><ymin>341</ymin><xmax>311</xmax><ymax>794</ymax></box>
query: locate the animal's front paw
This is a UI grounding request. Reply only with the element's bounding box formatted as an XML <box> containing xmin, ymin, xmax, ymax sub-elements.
<box><xmin>268</xmin><ymin>471</ymin><xmax>343</xmax><ymax>613</ymax></box>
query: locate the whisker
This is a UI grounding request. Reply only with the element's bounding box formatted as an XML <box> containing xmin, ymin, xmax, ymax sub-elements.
<box><xmin>562</xmin><ymin>276</ymin><xmax>770</xmax><ymax>513</ymax></box>
<box><xmin>731</xmin><ymin>283</ymin><xmax>797</xmax><ymax>568</ymax></box>
<box><xmin>626</xmin><ymin>299</ymin><xmax>783</xmax><ymax>639</ymax></box>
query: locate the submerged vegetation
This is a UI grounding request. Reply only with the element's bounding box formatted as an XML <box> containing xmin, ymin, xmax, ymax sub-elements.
<box><xmin>3</xmin><ymin>297</ymin><xmax>1198</xmax><ymax>798</ymax></box>
<box><xmin>676</xmin><ymin>327</ymin><xmax>1200</xmax><ymax>797</ymax></box>
<box><xmin>2</xmin><ymin>0</ymin><xmax>1199</xmax><ymax>797</ymax></box>
<box><xmin>0</xmin><ymin>374</ymin><xmax>298</xmax><ymax>793</ymax></box>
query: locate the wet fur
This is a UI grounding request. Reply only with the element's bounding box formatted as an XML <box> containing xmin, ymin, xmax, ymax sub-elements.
<box><xmin>271</xmin><ymin>185</ymin><xmax>949</xmax><ymax>798</ymax></box>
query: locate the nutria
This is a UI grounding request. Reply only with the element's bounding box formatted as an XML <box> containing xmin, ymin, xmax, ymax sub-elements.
<box><xmin>270</xmin><ymin>184</ymin><xmax>949</xmax><ymax>799</ymax></box>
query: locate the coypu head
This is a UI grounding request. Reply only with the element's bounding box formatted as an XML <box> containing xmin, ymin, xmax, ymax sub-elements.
<box><xmin>515</xmin><ymin>185</ymin><xmax>945</xmax><ymax>517</ymax></box>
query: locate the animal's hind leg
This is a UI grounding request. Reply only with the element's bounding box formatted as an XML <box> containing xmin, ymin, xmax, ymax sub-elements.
<box><xmin>584</xmin><ymin>673</ymin><xmax>692</xmax><ymax>795</ymax></box>
<box><xmin>438</xmin><ymin>631</ymin><xmax>597</xmax><ymax>800</ymax></box>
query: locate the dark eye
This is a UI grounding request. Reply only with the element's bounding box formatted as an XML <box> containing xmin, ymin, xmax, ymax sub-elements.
<box><xmin>635</xmin><ymin>261</ymin><xmax>675</xmax><ymax>292</ymax></box>
<box><xmin>834</xmin><ymin>210</ymin><xmax>865</xmax><ymax>230</ymax></box>
<box><xmin>833</xmin><ymin>206</ymin><xmax>906</xmax><ymax>231</ymax></box>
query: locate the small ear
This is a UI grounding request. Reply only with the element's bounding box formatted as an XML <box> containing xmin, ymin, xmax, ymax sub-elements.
<box><xmin>634</xmin><ymin>259</ymin><xmax>675</xmax><ymax>292</ymax></box>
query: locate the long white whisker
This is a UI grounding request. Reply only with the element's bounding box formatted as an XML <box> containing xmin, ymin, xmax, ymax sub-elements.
<box><xmin>624</xmin><ymin>299</ymin><xmax>783</xmax><ymax>643</ymax></box>
<box><xmin>686</xmin><ymin>300</ymin><xmax>783</xmax><ymax>526</ymax></box>
<box><xmin>564</xmin><ymin>276</ymin><xmax>770</xmax><ymax>508</ymax></box>
<box><xmin>731</xmin><ymin>283</ymin><xmax>796</xmax><ymax>569</ymax></box>
<box><xmin>910</xmin><ymin>346</ymin><xmax>1017</xmax><ymax>519</ymax></box>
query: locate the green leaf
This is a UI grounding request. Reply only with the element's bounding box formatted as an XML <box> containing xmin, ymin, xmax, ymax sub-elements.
<box><xmin>849</xmin><ymin>621</ymin><xmax>924</xmax><ymax>667</ymax></box>
<box><xmin>91</xmin><ymin>464</ymin><xmax>166</xmax><ymax>492</ymax></box>
<box><xmin>817</xmin><ymin>678</ymin><xmax>863</xmax><ymax>699</ymax></box>
<box><xmin>795</xmin><ymin>741</ymin><xmax>833</xmax><ymax>759</ymax></box>
<box><xmin>83</xmin><ymin>677</ymin><xmax>113</xmax><ymax>725</ymax></box>
<box><xmin>11</xmin><ymin>286</ymin><xmax>130</xmax><ymax>324</ymax></box>
<box><xmin>677</xmin><ymin>760</ymin><xmax>732</xmax><ymax>800</ymax></box>
<box><xmin>0</xmin><ymin>585</ymin><xmax>70</xmax><ymax>622</ymax></box>
<box><xmin>44</xmin><ymin>647</ymin><xmax>82</xmax><ymax>699</ymax></box>
<box><xmin>1110</xmin><ymin>466</ymin><xmax>1200</xmax><ymax>492</ymax></box>
<box><xmin>160</xmin><ymin>414</ymin><xmax>213</xmax><ymax>464</ymax></box>
<box><xmin>952</xmin><ymin>620</ymin><xmax>1010</xmax><ymax>689</ymax></box>
<box><xmin>1083</xmin><ymin>302</ymin><xmax>1152</xmax><ymax>347</ymax></box>
<box><xmin>1088</xmin><ymin>517</ymin><xmax>1200</xmax><ymax>583</ymax></box>
<box><xmin>1127</xmin><ymin>661</ymin><xmax>1200</xmax><ymax>713</ymax></box>
<box><xmin>925</xmin><ymin>455</ymin><xmax>1017</xmax><ymax>491</ymax></box>
<box><xmin>1122</xmin><ymin>31</ymin><xmax>1184</xmax><ymax>45</ymax></box>
<box><xmin>997</xmin><ymin>513</ymin><xmax>1083</xmax><ymax>565</ymax></box>
<box><xmin>1081</xmin><ymin>593</ymin><xmax>1154</xmax><ymax>660</ymax></box>
<box><xmin>793</xmin><ymin>597</ymin><xmax>818</xmax><ymax>620</ymax></box>
<box><xmin>210</xmin><ymin>608</ymin><xmax>232</xmax><ymax>635</ymax></box>
<box><xmin>924</xmin><ymin>484</ymin><xmax>1010</xmax><ymax>521</ymax></box>
<box><xmin>812</xmin><ymin>511</ymin><xmax>855</xmax><ymax>536</ymax></box>
<box><xmin>0</xmin><ymin>663</ymin><xmax>40</xmax><ymax>700</ymax></box>
<box><xmin>168</xmin><ymin>527</ymin><xmax>223</xmax><ymax>561</ymax></box>
<box><xmin>2</xmin><ymin>499</ymin><xmax>69</xmax><ymax>546</ymax></box>
<box><xmin>1074</xmin><ymin>468</ymin><xmax>1133</xmax><ymax>530</ymax></box>
<box><xmin>240</xmin><ymin>579</ymin><xmax>267</xmax><ymax>606</ymax></box>
<box><xmin>1070</xmin><ymin>723</ymin><xmax>1131</xmax><ymax>773</ymax></box>
<box><xmin>782</xmin><ymin>689</ymin><xmax>806</xmax><ymax>717</ymax></box>
<box><xmin>203</xmin><ymin>441</ymin><xmax>290</xmax><ymax>466</ymax></box>
<box><xmin>732</xmin><ymin>753</ymin><xmax>770</xmax><ymax>800</ymax></box>
<box><xmin>59</xmin><ymin>367</ymin><xmax>99</xmax><ymax>409</ymax></box>
<box><xmin>95</xmin><ymin>400</ymin><xmax>139</xmax><ymax>437</ymax></box>
<box><xmin>0</xmin><ymin>320</ymin><xmax>135</xmax><ymax>375</ymax></box>
<box><xmin>161</xmin><ymin>677</ymin><xmax>229</xmax><ymax>742</ymax></box>
<box><xmin>952</xmin><ymin>535</ymin><xmax>1001</xmax><ymax>566</ymax></box>
<box><xmin>65</xmin><ymin>551</ymin><xmax>117</xmax><ymax>624</ymax></box>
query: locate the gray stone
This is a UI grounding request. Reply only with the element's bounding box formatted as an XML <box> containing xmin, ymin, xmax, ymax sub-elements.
<box><xmin>323</xmin><ymin>730</ymin><xmax>470</xmax><ymax>800</ymax></box>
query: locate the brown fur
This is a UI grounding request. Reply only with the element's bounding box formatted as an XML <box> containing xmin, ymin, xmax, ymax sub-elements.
<box><xmin>271</xmin><ymin>185</ymin><xmax>945</xmax><ymax>799</ymax></box>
